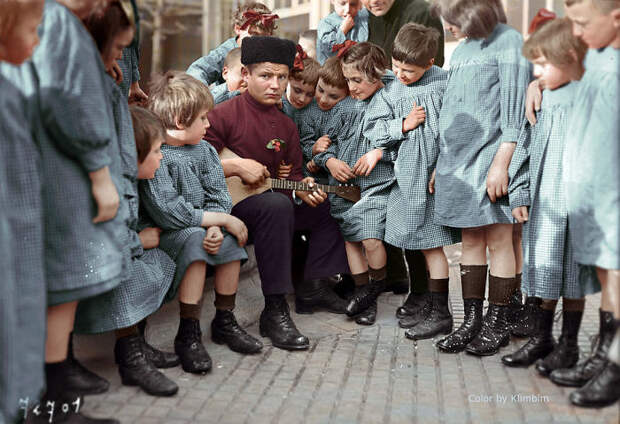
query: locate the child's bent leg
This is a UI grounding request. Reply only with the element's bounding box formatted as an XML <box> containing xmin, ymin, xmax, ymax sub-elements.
<box><xmin>178</xmin><ymin>261</ymin><xmax>207</xmax><ymax>307</ymax></box>
<box><xmin>362</xmin><ymin>238</ymin><xmax>387</xmax><ymax>273</ymax></box>
<box><xmin>211</xmin><ymin>261</ymin><xmax>263</xmax><ymax>354</ymax></box>
<box><xmin>404</xmin><ymin>247</ymin><xmax>452</xmax><ymax>340</ymax></box>
<box><xmin>345</xmin><ymin>241</ymin><xmax>368</xmax><ymax>276</ymax></box>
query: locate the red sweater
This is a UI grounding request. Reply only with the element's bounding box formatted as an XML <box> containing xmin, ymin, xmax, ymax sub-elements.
<box><xmin>205</xmin><ymin>91</ymin><xmax>304</xmax><ymax>181</ymax></box>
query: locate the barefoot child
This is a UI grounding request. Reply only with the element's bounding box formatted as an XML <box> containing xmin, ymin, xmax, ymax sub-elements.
<box><xmin>141</xmin><ymin>71</ymin><xmax>261</xmax><ymax>375</ymax></box>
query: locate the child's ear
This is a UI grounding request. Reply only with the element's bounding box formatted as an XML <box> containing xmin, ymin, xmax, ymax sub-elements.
<box><xmin>174</xmin><ymin>117</ymin><xmax>186</xmax><ymax>130</ymax></box>
<box><xmin>222</xmin><ymin>66</ymin><xmax>229</xmax><ymax>81</ymax></box>
<box><xmin>241</xmin><ymin>65</ymin><xmax>250</xmax><ymax>80</ymax></box>
<box><xmin>427</xmin><ymin>58</ymin><xmax>435</xmax><ymax>69</ymax></box>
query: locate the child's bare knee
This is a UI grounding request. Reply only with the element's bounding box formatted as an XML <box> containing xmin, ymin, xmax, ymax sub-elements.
<box><xmin>362</xmin><ymin>238</ymin><xmax>383</xmax><ymax>253</ymax></box>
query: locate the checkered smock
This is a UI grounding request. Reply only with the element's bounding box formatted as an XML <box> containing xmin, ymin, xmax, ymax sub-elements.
<box><xmin>296</xmin><ymin>99</ymin><xmax>332</xmax><ymax>183</ymax></box>
<box><xmin>563</xmin><ymin>48</ymin><xmax>620</xmax><ymax>275</ymax></box>
<box><xmin>434</xmin><ymin>23</ymin><xmax>531</xmax><ymax>228</ymax></box>
<box><xmin>508</xmin><ymin>83</ymin><xmax>595</xmax><ymax>299</ymax></box>
<box><xmin>140</xmin><ymin>141</ymin><xmax>247</xmax><ymax>299</ymax></box>
<box><xmin>211</xmin><ymin>82</ymin><xmax>241</xmax><ymax>105</ymax></box>
<box><xmin>187</xmin><ymin>37</ymin><xmax>238</xmax><ymax>86</ymax></box>
<box><xmin>364</xmin><ymin>66</ymin><xmax>460</xmax><ymax>250</ymax></box>
<box><xmin>317</xmin><ymin>9</ymin><xmax>369</xmax><ymax>64</ymax></box>
<box><xmin>314</xmin><ymin>96</ymin><xmax>396</xmax><ymax>242</ymax></box>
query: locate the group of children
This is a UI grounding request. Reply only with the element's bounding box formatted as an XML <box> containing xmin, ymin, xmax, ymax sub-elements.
<box><xmin>0</xmin><ymin>0</ymin><xmax>618</xmax><ymax>422</ymax></box>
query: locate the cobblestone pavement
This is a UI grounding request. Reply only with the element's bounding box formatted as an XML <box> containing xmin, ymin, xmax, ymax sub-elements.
<box><xmin>75</xmin><ymin>246</ymin><xmax>620</xmax><ymax>424</ymax></box>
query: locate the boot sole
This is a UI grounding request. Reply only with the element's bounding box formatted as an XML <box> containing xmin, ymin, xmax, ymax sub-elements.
<box><xmin>211</xmin><ymin>334</ymin><xmax>263</xmax><ymax>354</ymax></box>
<box><xmin>405</xmin><ymin>324</ymin><xmax>453</xmax><ymax>341</ymax></box>
<box><xmin>569</xmin><ymin>395</ymin><xmax>620</xmax><ymax>408</ymax></box>
<box><xmin>465</xmin><ymin>337</ymin><xmax>510</xmax><ymax>357</ymax></box>
<box><xmin>549</xmin><ymin>375</ymin><xmax>588</xmax><ymax>387</ymax></box>
<box><xmin>120</xmin><ymin>374</ymin><xmax>179</xmax><ymax>397</ymax></box>
<box><xmin>398</xmin><ymin>317</ymin><xmax>424</xmax><ymax>329</ymax></box>
<box><xmin>259</xmin><ymin>328</ymin><xmax>310</xmax><ymax>351</ymax></box>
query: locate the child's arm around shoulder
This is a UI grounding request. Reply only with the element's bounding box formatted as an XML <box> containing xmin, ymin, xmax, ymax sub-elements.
<box><xmin>363</xmin><ymin>84</ymin><xmax>407</xmax><ymax>150</ymax></box>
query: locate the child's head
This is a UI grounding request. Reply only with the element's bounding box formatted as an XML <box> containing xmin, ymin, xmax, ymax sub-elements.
<box><xmin>130</xmin><ymin>106</ymin><xmax>165</xmax><ymax>179</ymax></box>
<box><xmin>222</xmin><ymin>48</ymin><xmax>247</xmax><ymax>92</ymax></box>
<box><xmin>564</xmin><ymin>0</ymin><xmax>620</xmax><ymax>49</ymax></box>
<box><xmin>233</xmin><ymin>2</ymin><xmax>277</xmax><ymax>42</ymax></box>
<box><xmin>287</xmin><ymin>48</ymin><xmax>320</xmax><ymax>109</ymax></box>
<box><xmin>0</xmin><ymin>0</ymin><xmax>43</xmax><ymax>65</ymax></box>
<box><xmin>315</xmin><ymin>56</ymin><xmax>349</xmax><ymax>110</ymax></box>
<box><xmin>340</xmin><ymin>42</ymin><xmax>388</xmax><ymax>100</ymax></box>
<box><xmin>298</xmin><ymin>29</ymin><xmax>317</xmax><ymax>59</ymax></box>
<box><xmin>523</xmin><ymin>17</ymin><xmax>587</xmax><ymax>90</ymax></box>
<box><xmin>431</xmin><ymin>0</ymin><xmax>506</xmax><ymax>40</ymax></box>
<box><xmin>83</xmin><ymin>1</ymin><xmax>135</xmax><ymax>73</ymax></box>
<box><xmin>392</xmin><ymin>23</ymin><xmax>439</xmax><ymax>85</ymax></box>
<box><xmin>148</xmin><ymin>71</ymin><xmax>214</xmax><ymax>145</ymax></box>
<box><xmin>332</xmin><ymin>0</ymin><xmax>362</xmax><ymax>19</ymax></box>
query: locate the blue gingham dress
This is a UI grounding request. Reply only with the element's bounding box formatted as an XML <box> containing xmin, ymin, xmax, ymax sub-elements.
<box><xmin>187</xmin><ymin>37</ymin><xmax>238</xmax><ymax>86</ymax></box>
<box><xmin>0</xmin><ymin>68</ymin><xmax>45</xmax><ymax>424</ymax></box>
<box><xmin>364</xmin><ymin>66</ymin><xmax>460</xmax><ymax>250</ymax></box>
<box><xmin>295</xmin><ymin>99</ymin><xmax>332</xmax><ymax>183</ymax></box>
<box><xmin>563</xmin><ymin>47</ymin><xmax>619</xmax><ymax>278</ymax></box>
<box><xmin>74</xmin><ymin>78</ymin><xmax>176</xmax><ymax>333</ymax></box>
<box><xmin>317</xmin><ymin>9</ymin><xmax>369</xmax><ymax>64</ymax></box>
<box><xmin>434</xmin><ymin>23</ymin><xmax>531</xmax><ymax>228</ymax></box>
<box><xmin>211</xmin><ymin>82</ymin><xmax>241</xmax><ymax>105</ymax></box>
<box><xmin>314</xmin><ymin>96</ymin><xmax>396</xmax><ymax>242</ymax></box>
<box><xmin>117</xmin><ymin>44</ymin><xmax>140</xmax><ymax>98</ymax></box>
<box><xmin>140</xmin><ymin>141</ymin><xmax>248</xmax><ymax>300</ymax></box>
<box><xmin>31</xmin><ymin>0</ymin><xmax>126</xmax><ymax>304</ymax></box>
<box><xmin>508</xmin><ymin>83</ymin><xmax>596</xmax><ymax>299</ymax></box>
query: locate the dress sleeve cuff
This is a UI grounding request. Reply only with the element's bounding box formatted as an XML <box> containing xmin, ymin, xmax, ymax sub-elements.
<box><xmin>499</xmin><ymin>128</ymin><xmax>520</xmax><ymax>144</ymax></box>
<box><xmin>509</xmin><ymin>190</ymin><xmax>530</xmax><ymax>210</ymax></box>
<box><xmin>191</xmin><ymin>209</ymin><xmax>204</xmax><ymax>227</ymax></box>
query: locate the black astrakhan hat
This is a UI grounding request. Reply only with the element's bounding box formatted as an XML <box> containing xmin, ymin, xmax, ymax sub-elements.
<box><xmin>241</xmin><ymin>36</ymin><xmax>297</xmax><ymax>69</ymax></box>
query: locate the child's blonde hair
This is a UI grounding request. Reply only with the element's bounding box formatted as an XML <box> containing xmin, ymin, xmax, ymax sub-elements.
<box><xmin>0</xmin><ymin>0</ymin><xmax>42</xmax><ymax>41</ymax></box>
<box><xmin>318</xmin><ymin>56</ymin><xmax>349</xmax><ymax>91</ymax></box>
<box><xmin>148</xmin><ymin>71</ymin><xmax>214</xmax><ymax>130</ymax></box>
<box><xmin>565</xmin><ymin>0</ymin><xmax>620</xmax><ymax>13</ymax></box>
<box><xmin>431</xmin><ymin>0</ymin><xmax>507</xmax><ymax>39</ymax></box>
<box><xmin>340</xmin><ymin>42</ymin><xmax>388</xmax><ymax>83</ymax></box>
<box><xmin>232</xmin><ymin>1</ymin><xmax>277</xmax><ymax>32</ymax></box>
<box><xmin>392</xmin><ymin>23</ymin><xmax>440</xmax><ymax>67</ymax></box>
<box><xmin>523</xmin><ymin>17</ymin><xmax>587</xmax><ymax>66</ymax></box>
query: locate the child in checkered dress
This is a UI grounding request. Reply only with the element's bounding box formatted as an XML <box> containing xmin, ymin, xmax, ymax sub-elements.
<box><xmin>363</xmin><ymin>23</ymin><xmax>461</xmax><ymax>341</ymax></box>
<box><xmin>317</xmin><ymin>0</ymin><xmax>369</xmax><ymax>64</ymax></box>
<box><xmin>140</xmin><ymin>72</ymin><xmax>262</xmax><ymax>376</ymax></box>
<box><xmin>187</xmin><ymin>2</ymin><xmax>277</xmax><ymax>86</ymax></box>
<box><xmin>501</xmin><ymin>17</ymin><xmax>593</xmax><ymax>375</ymax></box>
<box><xmin>431</xmin><ymin>0</ymin><xmax>532</xmax><ymax>357</ymax></box>
<box><xmin>210</xmin><ymin>48</ymin><xmax>247</xmax><ymax>105</ymax></box>
<box><xmin>314</xmin><ymin>42</ymin><xmax>397</xmax><ymax>325</ymax></box>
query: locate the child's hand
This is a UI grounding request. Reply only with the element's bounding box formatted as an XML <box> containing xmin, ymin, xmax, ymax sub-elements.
<box><xmin>353</xmin><ymin>148</ymin><xmax>383</xmax><ymax>176</ymax></box>
<box><xmin>223</xmin><ymin>215</ymin><xmax>248</xmax><ymax>247</ymax></box>
<box><xmin>306</xmin><ymin>159</ymin><xmax>319</xmax><ymax>174</ymax></box>
<box><xmin>486</xmin><ymin>161</ymin><xmax>509</xmax><ymax>203</ymax></box>
<box><xmin>402</xmin><ymin>102</ymin><xmax>426</xmax><ymax>133</ymax></box>
<box><xmin>326</xmin><ymin>158</ymin><xmax>355</xmax><ymax>182</ymax></box>
<box><xmin>108</xmin><ymin>61</ymin><xmax>123</xmax><ymax>84</ymax></box>
<box><xmin>428</xmin><ymin>168</ymin><xmax>436</xmax><ymax>194</ymax></box>
<box><xmin>340</xmin><ymin>15</ymin><xmax>355</xmax><ymax>35</ymax></box>
<box><xmin>512</xmin><ymin>206</ymin><xmax>529</xmax><ymax>223</ymax></box>
<box><xmin>89</xmin><ymin>166</ymin><xmax>120</xmax><ymax>223</ymax></box>
<box><xmin>139</xmin><ymin>227</ymin><xmax>162</xmax><ymax>249</ymax></box>
<box><xmin>525</xmin><ymin>80</ymin><xmax>542</xmax><ymax>126</ymax></box>
<box><xmin>312</xmin><ymin>135</ymin><xmax>331</xmax><ymax>155</ymax></box>
<box><xmin>203</xmin><ymin>226</ymin><xmax>224</xmax><ymax>254</ymax></box>
<box><xmin>277</xmin><ymin>161</ymin><xmax>292</xmax><ymax>179</ymax></box>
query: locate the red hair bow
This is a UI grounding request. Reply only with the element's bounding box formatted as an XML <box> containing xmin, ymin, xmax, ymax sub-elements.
<box><xmin>528</xmin><ymin>8</ymin><xmax>557</xmax><ymax>34</ymax></box>
<box><xmin>332</xmin><ymin>40</ymin><xmax>357</xmax><ymax>58</ymax></box>
<box><xmin>293</xmin><ymin>44</ymin><xmax>308</xmax><ymax>71</ymax></box>
<box><xmin>240</xmin><ymin>10</ymin><xmax>279</xmax><ymax>30</ymax></box>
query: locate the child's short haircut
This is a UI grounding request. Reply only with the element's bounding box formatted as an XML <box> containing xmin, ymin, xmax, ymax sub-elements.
<box><xmin>431</xmin><ymin>0</ymin><xmax>507</xmax><ymax>40</ymax></box>
<box><xmin>232</xmin><ymin>1</ymin><xmax>277</xmax><ymax>32</ymax></box>
<box><xmin>291</xmin><ymin>57</ymin><xmax>321</xmax><ymax>86</ymax></box>
<box><xmin>392</xmin><ymin>23</ymin><xmax>440</xmax><ymax>67</ymax></box>
<box><xmin>148</xmin><ymin>71</ymin><xmax>214</xmax><ymax>130</ymax></box>
<box><xmin>318</xmin><ymin>56</ymin><xmax>348</xmax><ymax>90</ymax></box>
<box><xmin>130</xmin><ymin>106</ymin><xmax>165</xmax><ymax>163</ymax></box>
<box><xmin>340</xmin><ymin>42</ymin><xmax>388</xmax><ymax>83</ymax></box>
<box><xmin>299</xmin><ymin>29</ymin><xmax>317</xmax><ymax>43</ymax></box>
<box><xmin>0</xmin><ymin>0</ymin><xmax>42</xmax><ymax>41</ymax></box>
<box><xmin>565</xmin><ymin>0</ymin><xmax>620</xmax><ymax>13</ymax></box>
<box><xmin>522</xmin><ymin>17</ymin><xmax>587</xmax><ymax>66</ymax></box>
<box><xmin>223</xmin><ymin>48</ymin><xmax>242</xmax><ymax>69</ymax></box>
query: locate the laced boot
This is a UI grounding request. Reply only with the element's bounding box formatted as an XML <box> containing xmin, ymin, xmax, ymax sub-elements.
<box><xmin>466</xmin><ymin>274</ymin><xmax>518</xmax><ymax>356</ymax></box>
<box><xmin>397</xmin><ymin>293</ymin><xmax>428</xmax><ymax>327</ymax></box>
<box><xmin>550</xmin><ymin>309</ymin><xmax>615</xmax><ymax>387</ymax></box>
<box><xmin>260</xmin><ymin>295</ymin><xmax>309</xmax><ymax>350</ymax></box>
<box><xmin>536</xmin><ymin>309</ymin><xmax>583</xmax><ymax>376</ymax></box>
<box><xmin>295</xmin><ymin>278</ymin><xmax>348</xmax><ymax>314</ymax></box>
<box><xmin>174</xmin><ymin>318</ymin><xmax>212</xmax><ymax>374</ymax></box>
<box><xmin>511</xmin><ymin>296</ymin><xmax>542</xmax><ymax>337</ymax></box>
<box><xmin>65</xmin><ymin>333</ymin><xmax>110</xmax><ymax>396</ymax></box>
<box><xmin>211</xmin><ymin>309</ymin><xmax>263</xmax><ymax>354</ymax></box>
<box><xmin>137</xmin><ymin>320</ymin><xmax>180</xmax><ymax>369</ymax></box>
<box><xmin>397</xmin><ymin>250</ymin><xmax>430</xmax><ymax>319</ymax></box>
<box><xmin>114</xmin><ymin>334</ymin><xmax>178</xmax><ymax>396</ymax></box>
<box><xmin>569</xmin><ymin>360</ymin><xmax>620</xmax><ymax>408</ymax></box>
<box><xmin>507</xmin><ymin>287</ymin><xmax>523</xmax><ymax>327</ymax></box>
<box><xmin>501</xmin><ymin>307</ymin><xmax>555</xmax><ymax>367</ymax></box>
<box><xmin>354</xmin><ymin>298</ymin><xmax>377</xmax><ymax>325</ymax></box>
<box><xmin>404</xmin><ymin>285</ymin><xmax>453</xmax><ymax>341</ymax></box>
<box><xmin>331</xmin><ymin>274</ymin><xmax>356</xmax><ymax>300</ymax></box>
<box><xmin>436</xmin><ymin>264</ymin><xmax>486</xmax><ymax>353</ymax></box>
<box><xmin>346</xmin><ymin>278</ymin><xmax>386</xmax><ymax>316</ymax></box>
